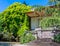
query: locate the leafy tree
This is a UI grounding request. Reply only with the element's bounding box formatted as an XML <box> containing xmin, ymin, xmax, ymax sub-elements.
<box><xmin>22</xmin><ymin>1</ymin><xmax>28</xmax><ymax>5</ymax></box>
<box><xmin>2</xmin><ymin>2</ymin><xmax>31</xmax><ymax>37</ymax></box>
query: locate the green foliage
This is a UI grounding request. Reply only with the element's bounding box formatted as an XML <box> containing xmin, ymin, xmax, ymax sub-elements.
<box><xmin>17</xmin><ymin>24</ymin><xmax>28</xmax><ymax>36</ymax></box>
<box><xmin>0</xmin><ymin>13</ymin><xmax>4</xmax><ymax>32</ymax></box>
<box><xmin>40</xmin><ymin>3</ymin><xmax>60</xmax><ymax>28</ymax></box>
<box><xmin>22</xmin><ymin>1</ymin><xmax>28</xmax><ymax>5</ymax></box>
<box><xmin>19</xmin><ymin>32</ymin><xmax>35</xmax><ymax>44</ymax></box>
<box><xmin>1</xmin><ymin>2</ymin><xmax>31</xmax><ymax>37</ymax></box>
<box><xmin>33</xmin><ymin>6</ymin><xmax>45</xmax><ymax>11</ymax></box>
<box><xmin>40</xmin><ymin>17</ymin><xmax>60</xmax><ymax>28</ymax></box>
<box><xmin>45</xmin><ymin>8</ymin><xmax>55</xmax><ymax>16</ymax></box>
<box><xmin>0</xmin><ymin>2</ymin><xmax>35</xmax><ymax>43</ymax></box>
<box><xmin>54</xmin><ymin>33</ymin><xmax>60</xmax><ymax>43</ymax></box>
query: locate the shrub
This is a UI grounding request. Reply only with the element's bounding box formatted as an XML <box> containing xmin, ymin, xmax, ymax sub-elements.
<box><xmin>40</xmin><ymin>17</ymin><xmax>60</xmax><ymax>28</ymax></box>
<box><xmin>54</xmin><ymin>33</ymin><xmax>60</xmax><ymax>43</ymax></box>
<box><xmin>19</xmin><ymin>32</ymin><xmax>35</xmax><ymax>44</ymax></box>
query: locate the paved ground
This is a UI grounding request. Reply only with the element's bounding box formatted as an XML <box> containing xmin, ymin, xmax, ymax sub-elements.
<box><xmin>12</xmin><ymin>39</ymin><xmax>60</xmax><ymax>46</ymax></box>
<box><xmin>26</xmin><ymin>39</ymin><xmax>60</xmax><ymax>46</ymax></box>
<box><xmin>0</xmin><ymin>39</ymin><xmax>60</xmax><ymax>46</ymax></box>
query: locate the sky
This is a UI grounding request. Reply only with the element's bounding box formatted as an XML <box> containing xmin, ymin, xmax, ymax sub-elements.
<box><xmin>0</xmin><ymin>0</ymin><xmax>49</xmax><ymax>12</ymax></box>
